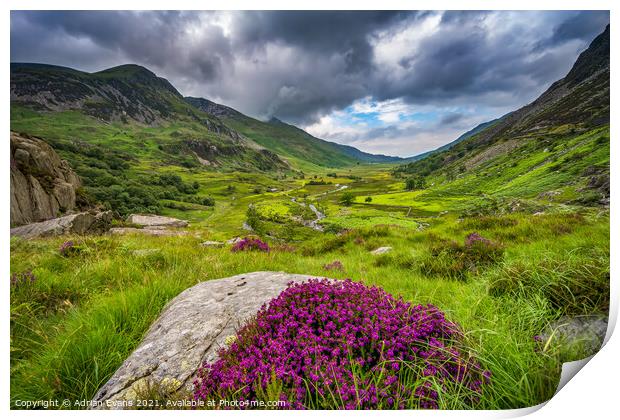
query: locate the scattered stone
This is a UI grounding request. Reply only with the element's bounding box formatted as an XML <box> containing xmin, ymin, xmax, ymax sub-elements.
<box><xmin>538</xmin><ymin>190</ymin><xmax>561</xmax><ymax>200</ymax></box>
<box><xmin>126</xmin><ymin>214</ymin><xmax>189</xmax><ymax>228</ymax></box>
<box><xmin>109</xmin><ymin>227</ymin><xmax>188</xmax><ymax>237</ymax></box>
<box><xmin>200</xmin><ymin>241</ymin><xmax>224</xmax><ymax>247</ymax></box>
<box><xmin>92</xmin><ymin>272</ymin><xmax>334</xmax><ymax>409</ymax></box>
<box><xmin>242</xmin><ymin>222</ymin><xmax>253</xmax><ymax>231</ymax></box>
<box><xmin>226</xmin><ymin>237</ymin><xmax>243</xmax><ymax>244</ymax></box>
<box><xmin>533</xmin><ymin>211</ymin><xmax>545</xmax><ymax>216</ymax></box>
<box><xmin>371</xmin><ymin>246</ymin><xmax>392</xmax><ymax>255</ymax></box>
<box><xmin>268</xmin><ymin>188</ymin><xmax>278</xmax><ymax>192</ymax></box>
<box><xmin>10</xmin><ymin>211</ymin><xmax>112</xmax><ymax>239</ymax></box>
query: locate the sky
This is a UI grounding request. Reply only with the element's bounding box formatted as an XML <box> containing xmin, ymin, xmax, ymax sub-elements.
<box><xmin>10</xmin><ymin>10</ymin><xmax>609</xmax><ymax>157</ymax></box>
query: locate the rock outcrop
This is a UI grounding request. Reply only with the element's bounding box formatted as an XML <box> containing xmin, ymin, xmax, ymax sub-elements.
<box><xmin>10</xmin><ymin>132</ymin><xmax>81</xmax><ymax>226</ymax></box>
<box><xmin>10</xmin><ymin>211</ymin><xmax>112</xmax><ymax>239</ymax></box>
<box><xmin>92</xmin><ymin>272</ymin><xmax>331</xmax><ymax>408</ymax></box>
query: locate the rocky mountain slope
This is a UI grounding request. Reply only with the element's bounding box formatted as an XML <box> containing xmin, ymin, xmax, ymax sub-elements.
<box><xmin>396</xmin><ymin>25</ymin><xmax>610</xmax><ymax>204</ymax></box>
<box><xmin>11</xmin><ymin>63</ymin><xmax>401</xmax><ymax>174</ymax></box>
<box><xmin>186</xmin><ymin>97</ymin><xmax>404</xmax><ymax>167</ymax></box>
<box><xmin>10</xmin><ymin>131</ymin><xmax>82</xmax><ymax>226</ymax></box>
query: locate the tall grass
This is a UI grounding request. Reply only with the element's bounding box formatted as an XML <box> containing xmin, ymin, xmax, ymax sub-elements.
<box><xmin>10</xmin><ymin>209</ymin><xmax>609</xmax><ymax>409</ymax></box>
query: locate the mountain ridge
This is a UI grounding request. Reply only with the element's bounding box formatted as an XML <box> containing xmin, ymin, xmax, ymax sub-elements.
<box><xmin>396</xmin><ymin>24</ymin><xmax>610</xmax><ymax>184</ymax></box>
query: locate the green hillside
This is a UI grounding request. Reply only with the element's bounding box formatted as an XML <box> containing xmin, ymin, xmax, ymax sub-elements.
<box><xmin>186</xmin><ymin>97</ymin><xmax>404</xmax><ymax>168</ymax></box>
<box><xmin>395</xmin><ymin>25</ymin><xmax>610</xmax><ymax>207</ymax></box>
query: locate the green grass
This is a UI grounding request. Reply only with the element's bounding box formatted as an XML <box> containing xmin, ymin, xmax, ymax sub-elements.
<box><xmin>10</xmin><ymin>207</ymin><xmax>609</xmax><ymax>409</ymax></box>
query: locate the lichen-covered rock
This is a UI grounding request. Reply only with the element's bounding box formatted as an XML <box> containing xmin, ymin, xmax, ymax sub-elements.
<box><xmin>10</xmin><ymin>132</ymin><xmax>81</xmax><ymax>226</ymax></box>
<box><xmin>541</xmin><ymin>314</ymin><xmax>608</xmax><ymax>355</ymax></box>
<box><xmin>10</xmin><ymin>211</ymin><xmax>112</xmax><ymax>239</ymax></box>
<box><xmin>92</xmin><ymin>272</ymin><xmax>332</xmax><ymax>409</ymax></box>
<box><xmin>126</xmin><ymin>214</ymin><xmax>189</xmax><ymax>228</ymax></box>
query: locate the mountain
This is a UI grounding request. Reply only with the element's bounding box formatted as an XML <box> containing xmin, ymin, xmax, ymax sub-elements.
<box><xmin>11</xmin><ymin>63</ymin><xmax>190</xmax><ymax>124</ymax></box>
<box><xmin>409</xmin><ymin>119</ymin><xmax>501</xmax><ymax>163</ymax></box>
<box><xmin>10</xmin><ymin>63</ymin><xmax>300</xmax><ymax>173</ymax></box>
<box><xmin>186</xmin><ymin>97</ymin><xmax>404</xmax><ymax>167</ymax></box>
<box><xmin>396</xmin><ymin>25</ymin><xmax>610</xmax><ymax>204</ymax></box>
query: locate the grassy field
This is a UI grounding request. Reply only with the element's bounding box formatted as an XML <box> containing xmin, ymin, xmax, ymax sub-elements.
<box><xmin>10</xmin><ymin>162</ymin><xmax>609</xmax><ymax>408</ymax></box>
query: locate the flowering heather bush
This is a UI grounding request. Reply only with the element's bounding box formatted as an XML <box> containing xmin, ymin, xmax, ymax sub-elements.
<box><xmin>323</xmin><ymin>260</ymin><xmax>344</xmax><ymax>271</ymax></box>
<box><xmin>231</xmin><ymin>237</ymin><xmax>270</xmax><ymax>253</ymax></box>
<box><xmin>465</xmin><ymin>232</ymin><xmax>492</xmax><ymax>247</ymax></box>
<box><xmin>10</xmin><ymin>270</ymin><xmax>35</xmax><ymax>288</ymax></box>
<box><xmin>59</xmin><ymin>240</ymin><xmax>79</xmax><ymax>257</ymax></box>
<box><xmin>193</xmin><ymin>278</ymin><xmax>491</xmax><ymax>409</ymax></box>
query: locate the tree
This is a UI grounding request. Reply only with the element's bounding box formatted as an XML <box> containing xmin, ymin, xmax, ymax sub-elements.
<box><xmin>340</xmin><ymin>191</ymin><xmax>356</xmax><ymax>206</ymax></box>
<box><xmin>405</xmin><ymin>176</ymin><xmax>427</xmax><ymax>191</ymax></box>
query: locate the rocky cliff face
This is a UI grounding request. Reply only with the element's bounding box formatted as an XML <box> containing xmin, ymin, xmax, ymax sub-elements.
<box><xmin>10</xmin><ymin>132</ymin><xmax>81</xmax><ymax>226</ymax></box>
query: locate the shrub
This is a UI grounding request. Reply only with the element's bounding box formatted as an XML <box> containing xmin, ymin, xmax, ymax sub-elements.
<box><xmin>340</xmin><ymin>191</ymin><xmax>355</xmax><ymax>206</ymax></box>
<box><xmin>405</xmin><ymin>176</ymin><xmax>426</xmax><ymax>191</ymax></box>
<box><xmin>323</xmin><ymin>260</ymin><xmax>344</xmax><ymax>271</ymax></box>
<box><xmin>10</xmin><ymin>270</ymin><xmax>36</xmax><ymax>288</ymax></box>
<box><xmin>231</xmin><ymin>237</ymin><xmax>270</xmax><ymax>253</ymax></box>
<box><xmin>59</xmin><ymin>241</ymin><xmax>82</xmax><ymax>257</ymax></box>
<box><xmin>245</xmin><ymin>206</ymin><xmax>264</xmax><ymax>234</ymax></box>
<box><xmin>488</xmin><ymin>250</ymin><xmax>609</xmax><ymax>314</ymax></box>
<box><xmin>420</xmin><ymin>233</ymin><xmax>504</xmax><ymax>280</ymax></box>
<box><xmin>193</xmin><ymin>279</ymin><xmax>491</xmax><ymax>409</ymax></box>
<box><xmin>200</xmin><ymin>196</ymin><xmax>215</xmax><ymax>206</ymax></box>
<box><xmin>365</xmin><ymin>196</ymin><xmax>373</xmax><ymax>203</ymax></box>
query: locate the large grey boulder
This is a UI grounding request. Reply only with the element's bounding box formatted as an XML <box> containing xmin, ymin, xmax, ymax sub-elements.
<box><xmin>126</xmin><ymin>214</ymin><xmax>188</xmax><ymax>228</ymax></box>
<box><xmin>92</xmin><ymin>272</ymin><xmax>327</xmax><ymax>408</ymax></box>
<box><xmin>10</xmin><ymin>132</ymin><xmax>81</xmax><ymax>226</ymax></box>
<box><xmin>10</xmin><ymin>211</ymin><xmax>112</xmax><ymax>239</ymax></box>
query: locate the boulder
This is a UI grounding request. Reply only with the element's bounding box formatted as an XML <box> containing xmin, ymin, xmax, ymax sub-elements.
<box><xmin>92</xmin><ymin>272</ymin><xmax>330</xmax><ymax>408</ymax></box>
<box><xmin>10</xmin><ymin>211</ymin><xmax>112</xmax><ymax>239</ymax></box>
<box><xmin>371</xmin><ymin>246</ymin><xmax>393</xmax><ymax>255</ymax></box>
<box><xmin>109</xmin><ymin>227</ymin><xmax>188</xmax><ymax>237</ymax></box>
<box><xmin>126</xmin><ymin>214</ymin><xmax>188</xmax><ymax>228</ymax></box>
<box><xmin>10</xmin><ymin>132</ymin><xmax>81</xmax><ymax>226</ymax></box>
<box><xmin>540</xmin><ymin>314</ymin><xmax>608</xmax><ymax>355</ymax></box>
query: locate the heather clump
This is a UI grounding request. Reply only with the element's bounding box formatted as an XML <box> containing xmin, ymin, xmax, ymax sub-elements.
<box><xmin>323</xmin><ymin>260</ymin><xmax>344</xmax><ymax>271</ymax></box>
<box><xmin>59</xmin><ymin>240</ymin><xmax>82</xmax><ymax>257</ymax></box>
<box><xmin>193</xmin><ymin>278</ymin><xmax>490</xmax><ymax>409</ymax></box>
<box><xmin>10</xmin><ymin>270</ymin><xmax>36</xmax><ymax>288</ymax></box>
<box><xmin>231</xmin><ymin>237</ymin><xmax>270</xmax><ymax>252</ymax></box>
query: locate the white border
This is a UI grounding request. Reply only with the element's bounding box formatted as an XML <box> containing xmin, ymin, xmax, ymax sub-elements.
<box><xmin>2</xmin><ymin>1</ymin><xmax>617</xmax><ymax>419</ymax></box>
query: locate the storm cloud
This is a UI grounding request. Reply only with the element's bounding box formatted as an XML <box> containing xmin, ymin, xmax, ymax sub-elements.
<box><xmin>10</xmin><ymin>10</ymin><xmax>609</xmax><ymax>156</ymax></box>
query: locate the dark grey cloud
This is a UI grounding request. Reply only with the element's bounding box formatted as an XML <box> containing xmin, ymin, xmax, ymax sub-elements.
<box><xmin>548</xmin><ymin>11</ymin><xmax>610</xmax><ymax>45</ymax></box>
<box><xmin>10</xmin><ymin>10</ymin><xmax>610</xmax><ymax>153</ymax></box>
<box><xmin>440</xmin><ymin>113</ymin><xmax>465</xmax><ymax>125</ymax></box>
